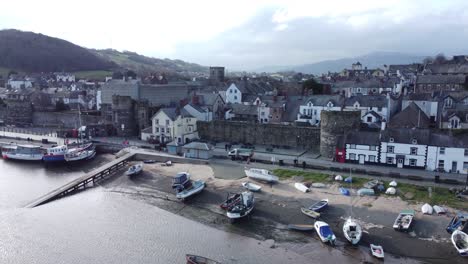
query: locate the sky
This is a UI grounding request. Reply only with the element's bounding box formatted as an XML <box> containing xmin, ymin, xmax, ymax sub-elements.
<box><xmin>2</xmin><ymin>0</ymin><xmax>468</xmax><ymax>70</ymax></box>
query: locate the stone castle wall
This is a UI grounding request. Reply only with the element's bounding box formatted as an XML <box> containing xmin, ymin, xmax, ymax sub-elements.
<box><xmin>32</xmin><ymin>111</ymin><xmax>101</xmax><ymax>128</ymax></box>
<box><xmin>320</xmin><ymin>110</ymin><xmax>361</xmax><ymax>158</ymax></box>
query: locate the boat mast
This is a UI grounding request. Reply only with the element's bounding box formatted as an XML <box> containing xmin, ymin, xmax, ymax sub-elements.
<box><xmin>78</xmin><ymin>103</ymin><xmax>83</xmax><ymax>144</ymax></box>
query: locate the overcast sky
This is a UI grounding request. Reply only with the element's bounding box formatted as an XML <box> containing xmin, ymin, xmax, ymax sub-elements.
<box><xmin>2</xmin><ymin>0</ymin><xmax>468</xmax><ymax>70</ymax></box>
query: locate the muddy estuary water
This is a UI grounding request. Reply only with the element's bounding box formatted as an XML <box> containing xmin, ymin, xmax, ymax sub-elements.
<box><xmin>0</xmin><ymin>156</ymin><xmax>461</xmax><ymax>263</ymax></box>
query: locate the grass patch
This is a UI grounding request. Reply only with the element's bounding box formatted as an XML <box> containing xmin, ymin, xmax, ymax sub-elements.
<box><xmin>274</xmin><ymin>169</ymin><xmax>329</xmax><ymax>182</ymax></box>
<box><xmin>74</xmin><ymin>70</ymin><xmax>112</xmax><ymax>80</ymax></box>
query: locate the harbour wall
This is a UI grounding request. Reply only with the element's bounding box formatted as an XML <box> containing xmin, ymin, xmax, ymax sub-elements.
<box><xmin>0</xmin><ymin>127</ymin><xmax>64</xmax><ymax>144</ymax></box>
<box><xmin>32</xmin><ymin>112</ymin><xmax>101</xmax><ymax>128</ymax></box>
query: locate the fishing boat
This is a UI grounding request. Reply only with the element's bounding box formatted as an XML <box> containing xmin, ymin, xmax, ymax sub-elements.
<box><xmin>220</xmin><ymin>193</ymin><xmax>242</xmax><ymax>210</ymax></box>
<box><xmin>370</xmin><ymin>244</ymin><xmax>385</xmax><ymax>259</ymax></box>
<box><xmin>2</xmin><ymin>145</ymin><xmax>44</xmax><ymax>161</ymax></box>
<box><xmin>64</xmin><ymin>148</ymin><xmax>96</xmax><ymax>162</ymax></box>
<box><xmin>393</xmin><ymin>209</ymin><xmax>415</xmax><ymax>231</ymax></box>
<box><xmin>226</xmin><ymin>191</ymin><xmax>254</xmax><ymax>221</ymax></box>
<box><xmin>343</xmin><ymin>217</ymin><xmax>362</xmax><ymax>245</ymax></box>
<box><xmin>172</xmin><ymin>172</ymin><xmax>191</xmax><ymax>192</ymax></box>
<box><xmin>43</xmin><ymin>145</ymin><xmax>68</xmax><ymax>163</ymax></box>
<box><xmin>295</xmin><ymin>182</ymin><xmax>310</xmax><ymax>193</ymax></box>
<box><xmin>176</xmin><ymin>180</ymin><xmax>205</xmax><ymax>200</ymax></box>
<box><xmin>421</xmin><ymin>203</ymin><xmax>433</xmax><ymax>215</ymax></box>
<box><xmin>339</xmin><ymin>187</ymin><xmax>350</xmax><ymax>196</ymax></box>
<box><xmin>309</xmin><ymin>199</ymin><xmax>329</xmax><ymax>212</ymax></box>
<box><xmin>186</xmin><ymin>254</ymin><xmax>221</xmax><ymax>264</ymax></box>
<box><xmin>311</xmin><ymin>183</ymin><xmax>326</xmax><ymax>188</ymax></box>
<box><xmin>314</xmin><ymin>221</ymin><xmax>336</xmax><ymax>245</ymax></box>
<box><xmin>357</xmin><ymin>188</ymin><xmax>375</xmax><ymax>196</ymax></box>
<box><xmin>244</xmin><ymin>168</ymin><xmax>279</xmax><ymax>183</ymax></box>
<box><xmin>451</xmin><ymin>230</ymin><xmax>468</xmax><ymax>257</ymax></box>
<box><xmin>433</xmin><ymin>205</ymin><xmax>446</xmax><ymax>215</ymax></box>
<box><xmin>447</xmin><ymin>212</ymin><xmax>468</xmax><ymax>234</ymax></box>
<box><xmin>125</xmin><ymin>163</ymin><xmax>143</xmax><ymax>176</ymax></box>
<box><xmin>241</xmin><ymin>182</ymin><xmax>262</xmax><ymax>192</ymax></box>
<box><xmin>300</xmin><ymin>207</ymin><xmax>320</xmax><ymax>219</ymax></box>
<box><xmin>288</xmin><ymin>224</ymin><xmax>315</xmax><ymax>231</ymax></box>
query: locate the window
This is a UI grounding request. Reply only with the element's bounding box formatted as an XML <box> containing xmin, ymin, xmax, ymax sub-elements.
<box><xmin>464</xmin><ymin>162</ymin><xmax>468</xmax><ymax>170</ymax></box>
<box><xmin>178</xmin><ymin>138</ymin><xmax>182</xmax><ymax>143</ymax></box>
<box><xmin>370</xmin><ymin>145</ymin><xmax>377</xmax><ymax>151</ymax></box>
<box><xmin>261</xmin><ymin>111</ymin><xmax>265</xmax><ymax>116</ymax></box>
<box><xmin>410</xmin><ymin>147</ymin><xmax>417</xmax><ymax>155</ymax></box>
<box><xmin>387</xmin><ymin>157</ymin><xmax>394</xmax><ymax>164</ymax></box>
<box><xmin>167</xmin><ymin>128</ymin><xmax>170</xmax><ymax>133</ymax></box>
<box><xmin>439</xmin><ymin>147</ymin><xmax>445</xmax><ymax>155</ymax></box>
<box><xmin>161</xmin><ymin>128</ymin><xmax>165</xmax><ymax>133</ymax></box>
<box><xmin>155</xmin><ymin>127</ymin><xmax>159</xmax><ymax>133</ymax></box>
<box><xmin>166</xmin><ymin>119</ymin><xmax>170</xmax><ymax>125</ymax></box>
<box><xmin>445</xmin><ymin>98</ymin><xmax>453</xmax><ymax>108</ymax></box>
<box><xmin>349</xmin><ymin>144</ymin><xmax>356</xmax><ymax>149</ymax></box>
<box><xmin>349</xmin><ymin>153</ymin><xmax>356</xmax><ymax>160</ymax></box>
<box><xmin>367</xmin><ymin>116</ymin><xmax>372</xmax><ymax>122</ymax></box>
<box><xmin>409</xmin><ymin>159</ymin><xmax>417</xmax><ymax>166</ymax></box>
<box><xmin>387</xmin><ymin>146</ymin><xmax>394</xmax><ymax>153</ymax></box>
<box><xmin>313</xmin><ymin>110</ymin><xmax>317</xmax><ymax>115</ymax></box>
<box><xmin>234</xmin><ymin>96</ymin><xmax>238</xmax><ymax>100</ymax></box>
<box><xmin>302</xmin><ymin>109</ymin><xmax>306</xmax><ymax>115</ymax></box>
<box><xmin>189</xmin><ymin>127</ymin><xmax>192</xmax><ymax>132</ymax></box>
<box><xmin>389</xmin><ymin>137</ymin><xmax>394</xmax><ymax>143</ymax></box>
<box><xmin>234</xmin><ymin>89</ymin><xmax>237</xmax><ymax>93</ymax></box>
<box><xmin>438</xmin><ymin>160</ymin><xmax>445</xmax><ymax>170</ymax></box>
<box><xmin>369</xmin><ymin>155</ymin><xmax>376</xmax><ymax>162</ymax></box>
<box><xmin>412</xmin><ymin>139</ymin><xmax>417</xmax><ymax>144</ymax></box>
<box><xmin>230</xmin><ymin>89</ymin><xmax>233</xmax><ymax>93</ymax></box>
<box><xmin>464</xmin><ymin>149</ymin><xmax>468</xmax><ymax>156</ymax></box>
<box><xmin>451</xmin><ymin>118</ymin><xmax>459</xmax><ymax>129</ymax></box>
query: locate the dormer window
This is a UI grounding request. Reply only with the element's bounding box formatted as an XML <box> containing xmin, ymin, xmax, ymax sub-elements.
<box><xmin>327</xmin><ymin>102</ymin><xmax>333</xmax><ymax>108</ymax></box>
<box><xmin>389</xmin><ymin>137</ymin><xmax>394</xmax><ymax>143</ymax></box>
<box><xmin>445</xmin><ymin>97</ymin><xmax>453</xmax><ymax>108</ymax></box>
<box><xmin>308</xmin><ymin>102</ymin><xmax>312</xmax><ymax>107</ymax></box>
<box><xmin>412</xmin><ymin>139</ymin><xmax>417</xmax><ymax>144</ymax></box>
<box><xmin>354</xmin><ymin>102</ymin><xmax>359</xmax><ymax>108</ymax></box>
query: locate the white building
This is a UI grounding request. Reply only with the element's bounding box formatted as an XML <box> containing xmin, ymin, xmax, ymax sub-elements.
<box><xmin>344</xmin><ymin>131</ymin><xmax>381</xmax><ymax>164</ymax></box>
<box><xmin>296</xmin><ymin>95</ymin><xmax>343</xmax><ymax>125</ymax></box>
<box><xmin>225</xmin><ymin>83</ymin><xmax>242</xmax><ymax>104</ymax></box>
<box><xmin>379</xmin><ymin>129</ymin><xmax>430</xmax><ymax>168</ymax></box>
<box><xmin>344</xmin><ymin>95</ymin><xmax>391</xmax><ymax>122</ymax></box>
<box><xmin>426</xmin><ymin>134</ymin><xmax>468</xmax><ymax>174</ymax></box>
<box><xmin>145</xmin><ymin>108</ymin><xmax>198</xmax><ymax>144</ymax></box>
<box><xmin>8</xmin><ymin>79</ymin><xmax>33</xmax><ymax>89</ymax></box>
<box><xmin>55</xmin><ymin>73</ymin><xmax>75</xmax><ymax>82</ymax></box>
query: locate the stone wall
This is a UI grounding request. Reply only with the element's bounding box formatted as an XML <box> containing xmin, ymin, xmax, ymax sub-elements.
<box><xmin>32</xmin><ymin>111</ymin><xmax>101</xmax><ymax>128</ymax></box>
<box><xmin>320</xmin><ymin>111</ymin><xmax>361</xmax><ymax>158</ymax></box>
<box><xmin>197</xmin><ymin>121</ymin><xmax>320</xmax><ymax>149</ymax></box>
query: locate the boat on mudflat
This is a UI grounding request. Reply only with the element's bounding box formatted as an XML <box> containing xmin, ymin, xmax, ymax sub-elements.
<box><xmin>176</xmin><ymin>180</ymin><xmax>205</xmax><ymax>200</ymax></box>
<box><xmin>126</xmin><ymin>163</ymin><xmax>143</xmax><ymax>176</ymax></box>
<box><xmin>339</xmin><ymin>187</ymin><xmax>350</xmax><ymax>196</ymax></box>
<box><xmin>447</xmin><ymin>212</ymin><xmax>468</xmax><ymax>234</ymax></box>
<box><xmin>2</xmin><ymin>145</ymin><xmax>44</xmax><ymax>161</ymax></box>
<box><xmin>227</xmin><ymin>191</ymin><xmax>254</xmax><ymax>222</ymax></box>
<box><xmin>314</xmin><ymin>221</ymin><xmax>336</xmax><ymax>245</ymax></box>
<box><xmin>241</xmin><ymin>182</ymin><xmax>262</xmax><ymax>192</ymax></box>
<box><xmin>186</xmin><ymin>254</ymin><xmax>221</xmax><ymax>264</ymax></box>
<box><xmin>64</xmin><ymin>148</ymin><xmax>96</xmax><ymax>162</ymax></box>
<box><xmin>370</xmin><ymin>244</ymin><xmax>384</xmax><ymax>259</ymax></box>
<box><xmin>300</xmin><ymin>207</ymin><xmax>320</xmax><ymax>219</ymax></box>
<box><xmin>343</xmin><ymin>217</ymin><xmax>362</xmax><ymax>245</ymax></box>
<box><xmin>393</xmin><ymin>209</ymin><xmax>415</xmax><ymax>231</ymax></box>
<box><xmin>43</xmin><ymin>145</ymin><xmax>68</xmax><ymax>162</ymax></box>
<box><xmin>244</xmin><ymin>168</ymin><xmax>279</xmax><ymax>183</ymax></box>
<box><xmin>309</xmin><ymin>199</ymin><xmax>329</xmax><ymax>212</ymax></box>
<box><xmin>220</xmin><ymin>193</ymin><xmax>242</xmax><ymax>210</ymax></box>
<box><xmin>451</xmin><ymin>230</ymin><xmax>468</xmax><ymax>257</ymax></box>
<box><xmin>295</xmin><ymin>182</ymin><xmax>309</xmax><ymax>193</ymax></box>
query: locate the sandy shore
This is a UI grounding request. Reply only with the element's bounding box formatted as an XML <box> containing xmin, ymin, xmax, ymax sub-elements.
<box><xmin>103</xmin><ymin>160</ymin><xmax>465</xmax><ymax>264</ymax></box>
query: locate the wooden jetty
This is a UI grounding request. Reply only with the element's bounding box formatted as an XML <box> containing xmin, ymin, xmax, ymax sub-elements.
<box><xmin>26</xmin><ymin>152</ymin><xmax>135</xmax><ymax>208</ymax></box>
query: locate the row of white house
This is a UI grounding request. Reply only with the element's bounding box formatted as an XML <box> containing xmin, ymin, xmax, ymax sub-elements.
<box><xmin>343</xmin><ymin>128</ymin><xmax>468</xmax><ymax>174</ymax></box>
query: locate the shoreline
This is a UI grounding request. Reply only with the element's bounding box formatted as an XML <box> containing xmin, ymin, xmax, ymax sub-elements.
<box><xmin>101</xmin><ymin>160</ymin><xmax>466</xmax><ymax>264</ymax></box>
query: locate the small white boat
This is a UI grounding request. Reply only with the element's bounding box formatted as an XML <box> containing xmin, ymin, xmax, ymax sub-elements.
<box><xmin>227</xmin><ymin>191</ymin><xmax>254</xmax><ymax>220</ymax></box>
<box><xmin>385</xmin><ymin>187</ymin><xmax>396</xmax><ymax>195</ymax></box>
<box><xmin>334</xmin><ymin>175</ymin><xmax>343</xmax><ymax>181</ymax></box>
<box><xmin>422</xmin><ymin>203</ymin><xmax>433</xmax><ymax>215</ymax></box>
<box><xmin>300</xmin><ymin>207</ymin><xmax>320</xmax><ymax>219</ymax></box>
<box><xmin>451</xmin><ymin>230</ymin><xmax>468</xmax><ymax>257</ymax></box>
<box><xmin>244</xmin><ymin>168</ymin><xmax>279</xmax><ymax>183</ymax></box>
<box><xmin>126</xmin><ymin>163</ymin><xmax>143</xmax><ymax>176</ymax></box>
<box><xmin>164</xmin><ymin>160</ymin><xmax>172</xmax><ymax>166</ymax></box>
<box><xmin>242</xmin><ymin>182</ymin><xmax>262</xmax><ymax>192</ymax></box>
<box><xmin>294</xmin><ymin>182</ymin><xmax>309</xmax><ymax>193</ymax></box>
<box><xmin>343</xmin><ymin>217</ymin><xmax>362</xmax><ymax>245</ymax></box>
<box><xmin>176</xmin><ymin>180</ymin><xmax>205</xmax><ymax>200</ymax></box>
<box><xmin>393</xmin><ymin>209</ymin><xmax>415</xmax><ymax>231</ymax></box>
<box><xmin>389</xmin><ymin>180</ymin><xmax>398</xmax><ymax>187</ymax></box>
<box><xmin>314</xmin><ymin>221</ymin><xmax>336</xmax><ymax>245</ymax></box>
<box><xmin>370</xmin><ymin>244</ymin><xmax>385</xmax><ymax>259</ymax></box>
<box><xmin>311</xmin><ymin>183</ymin><xmax>326</xmax><ymax>188</ymax></box>
<box><xmin>186</xmin><ymin>254</ymin><xmax>221</xmax><ymax>264</ymax></box>
<box><xmin>433</xmin><ymin>205</ymin><xmax>446</xmax><ymax>215</ymax></box>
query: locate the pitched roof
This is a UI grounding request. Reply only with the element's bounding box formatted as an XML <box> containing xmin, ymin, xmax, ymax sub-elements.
<box><xmin>345</xmin><ymin>95</ymin><xmax>387</xmax><ymax>108</ymax></box>
<box><xmin>380</xmin><ymin>128</ymin><xmax>431</xmax><ymax>145</ymax></box>
<box><xmin>160</xmin><ymin>108</ymin><xmax>178</xmax><ymax>120</ymax></box>
<box><xmin>416</xmin><ymin>74</ymin><xmax>467</xmax><ymax>84</ymax></box>
<box><xmin>182</xmin><ymin>142</ymin><xmax>213</xmax><ymax>150</ymax></box>
<box><xmin>430</xmin><ymin>133</ymin><xmax>468</xmax><ymax>148</ymax></box>
<box><xmin>229</xmin><ymin>103</ymin><xmax>258</xmax><ymax>116</ymax></box>
<box><xmin>424</xmin><ymin>63</ymin><xmax>468</xmax><ymax>75</ymax></box>
<box><xmin>364</xmin><ymin>110</ymin><xmax>382</xmax><ymax>120</ymax></box>
<box><xmin>345</xmin><ymin>130</ymin><xmax>380</xmax><ymax>145</ymax></box>
<box><xmin>305</xmin><ymin>95</ymin><xmax>344</xmax><ymax>106</ymax></box>
<box><xmin>388</xmin><ymin>102</ymin><xmax>430</xmax><ymax>129</ymax></box>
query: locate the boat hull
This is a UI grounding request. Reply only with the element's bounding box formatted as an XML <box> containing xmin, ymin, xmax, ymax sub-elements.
<box><xmin>2</xmin><ymin>153</ymin><xmax>43</xmax><ymax>161</ymax></box>
<box><xmin>227</xmin><ymin>204</ymin><xmax>254</xmax><ymax>219</ymax></box>
<box><xmin>452</xmin><ymin>230</ymin><xmax>468</xmax><ymax>257</ymax></box>
<box><xmin>343</xmin><ymin>218</ymin><xmax>362</xmax><ymax>245</ymax></box>
<box><xmin>176</xmin><ymin>181</ymin><xmax>205</xmax><ymax>199</ymax></box>
<box><xmin>43</xmin><ymin>155</ymin><xmax>65</xmax><ymax>162</ymax></box>
<box><xmin>295</xmin><ymin>183</ymin><xmax>309</xmax><ymax>193</ymax></box>
<box><xmin>244</xmin><ymin>169</ymin><xmax>279</xmax><ymax>183</ymax></box>
<box><xmin>314</xmin><ymin>221</ymin><xmax>336</xmax><ymax>244</ymax></box>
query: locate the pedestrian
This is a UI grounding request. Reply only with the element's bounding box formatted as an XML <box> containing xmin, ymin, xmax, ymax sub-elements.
<box><xmin>225</xmin><ymin>144</ymin><xmax>228</xmax><ymax>151</ymax></box>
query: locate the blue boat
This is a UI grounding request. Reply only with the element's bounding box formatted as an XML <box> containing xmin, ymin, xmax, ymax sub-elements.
<box><xmin>309</xmin><ymin>199</ymin><xmax>329</xmax><ymax>212</ymax></box>
<box><xmin>315</xmin><ymin>221</ymin><xmax>336</xmax><ymax>245</ymax></box>
<box><xmin>344</xmin><ymin>177</ymin><xmax>352</xmax><ymax>183</ymax></box>
<box><xmin>340</xmin><ymin>187</ymin><xmax>350</xmax><ymax>196</ymax></box>
<box><xmin>43</xmin><ymin>145</ymin><xmax>68</xmax><ymax>163</ymax></box>
<box><xmin>447</xmin><ymin>212</ymin><xmax>468</xmax><ymax>234</ymax></box>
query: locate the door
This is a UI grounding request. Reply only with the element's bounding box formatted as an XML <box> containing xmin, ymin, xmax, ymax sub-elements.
<box><xmin>451</xmin><ymin>161</ymin><xmax>457</xmax><ymax>173</ymax></box>
<box><xmin>397</xmin><ymin>159</ymin><xmax>404</xmax><ymax>168</ymax></box>
<box><xmin>358</xmin><ymin>155</ymin><xmax>365</xmax><ymax>164</ymax></box>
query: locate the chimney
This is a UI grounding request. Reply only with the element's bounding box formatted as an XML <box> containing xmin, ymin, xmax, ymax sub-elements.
<box><xmin>381</xmin><ymin>121</ymin><xmax>386</xmax><ymax>131</ymax></box>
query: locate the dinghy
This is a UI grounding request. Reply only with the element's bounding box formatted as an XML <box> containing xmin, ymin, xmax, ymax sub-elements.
<box><xmin>164</xmin><ymin>160</ymin><xmax>172</xmax><ymax>166</ymax></box>
<box><xmin>309</xmin><ymin>199</ymin><xmax>329</xmax><ymax>212</ymax></box>
<box><xmin>186</xmin><ymin>254</ymin><xmax>221</xmax><ymax>264</ymax></box>
<box><xmin>287</xmin><ymin>224</ymin><xmax>315</xmax><ymax>231</ymax></box>
<box><xmin>176</xmin><ymin>180</ymin><xmax>205</xmax><ymax>200</ymax></box>
<box><xmin>433</xmin><ymin>205</ymin><xmax>446</xmax><ymax>215</ymax></box>
<box><xmin>339</xmin><ymin>187</ymin><xmax>350</xmax><ymax>196</ymax></box>
<box><xmin>357</xmin><ymin>188</ymin><xmax>375</xmax><ymax>196</ymax></box>
<box><xmin>343</xmin><ymin>217</ymin><xmax>362</xmax><ymax>245</ymax></box>
<box><xmin>300</xmin><ymin>207</ymin><xmax>320</xmax><ymax>219</ymax></box>
<box><xmin>244</xmin><ymin>168</ymin><xmax>279</xmax><ymax>183</ymax></box>
<box><xmin>393</xmin><ymin>209</ymin><xmax>415</xmax><ymax>231</ymax></box>
<box><xmin>389</xmin><ymin>180</ymin><xmax>398</xmax><ymax>187</ymax></box>
<box><xmin>295</xmin><ymin>182</ymin><xmax>310</xmax><ymax>193</ymax></box>
<box><xmin>451</xmin><ymin>230</ymin><xmax>468</xmax><ymax>257</ymax></box>
<box><xmin>370</xmin><ymin>244</ymin><xmax>385</xmax><ymax>259</ymax></box>
<box><xmin>227</xmin><ymin>191</ymin><xmax>254</xmax><ymax>221</ymax></box>
<box><xmin>385</xmin><ymin>187</ymin><xmax>396</xmax><ymax>195</ymax></box>
<box><xmin>421</xmin><ymin>203</ymin><xmax>433</xmax><ymax>215</ymax></box>
<box><xmin>334</xmin><ymin>175</ymin><xmax>343</xmax><ymax>181</ymax></box>
<box><xmin>125</xmin><ymin>163</ymin><xmax>143</xmax><ymax>176</ymax></box>
<box><xmin>344</xmin><ymin>176</ymin><xmax>352</xmax><ymax>183</ymax></box>
<box><xmin>242</xmin><ymin>182</ymin><xmax>262</xmax><ymax>192</ymax></box>
<box><xmin>363</xmin><ymin>180</ymin><xmax>381</xmax><ymax>189</ymax></box>
<box><xmin>314</xmin><ymin>221</ymin><xmax>336</xmax><ymax>245</ymax></box>
<box><xmin>447</xmin><ymin>212</ymin><xmax>468</xmax><ymax>234</ymax></box>
<box><xmin>220</xmin><ymin>193</ymin><xmax>242</xmax><ymax>210</ymax></box>
<box><xmin>311</xmin><ymin>183</ymin><xmax>326</xmax><ymax>188</ymax></box>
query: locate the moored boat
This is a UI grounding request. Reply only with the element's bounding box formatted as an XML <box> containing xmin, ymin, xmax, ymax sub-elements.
<box><xmin>447</xmin><ymin>212</ymin><xmax>468</xmax><ymax>234</ymax></box>
<box><xmin>357</xmin><ymin>188</ymin><xmax>375</xmax><ymax>196</ymax></box>
<box><xmin>311</xmin><ymin>183</ymin><xmax>326</xmax><ymax>188</ymax></box>
<box><xmin>421</xmin><ymin>203</ymin><xmax>433</xmax><ymax>215</ymax></box>
<box><xmin>393</xmin><ymin>209</ymin><xmax>415</xmax><ymax>231</ymax></box>
<box><xmin>295</xmin><ymin>182</ymin><xmax>309</xmax><ymax>193</ymax></box>
<box><xmin>244</xmin><ymin>168</ymin><xmax>279</xmax><ymax>183</ymax></box>
<box><xmin>288</xmin><ymin>224</ymin><xmax>315</xmax><ymax>231</ymax></box>
<box><xmin>241</xmin><ymin>182</ymin><xmax>262</xmax><ymax>192</ymax></box>
<box><xmin>126</xmin><ymin>163</ymin><xmax>143</xmax><ymax>176</ymax></box>
<box><xmin>220</xmin><ymin>193</ymin><xmax>242</xmax><ymax>210</ymax></box>
<box><xmin>343</xmin><ymin>217</ymin><xmax>362</xmax><ymax>245</ymax></box>
<box><xmin>227</xmin><ymin>191</ymin><xmax>254</xmax><ymax>221</ymax></box>
<box><xmin>2</xmin><ymin>145</ymin><xmax>44</xmax><ymax>161</ymax></box>
<box><xmin>300</xmin><ymin>207</ymin><xmax>320</xmax><ymax>219</ymax></box>
<box><xmin>43</xmin><ymin>145</ymin><xmax>68</xmax><ymax>163</ymax></box>
<box><xmin>64</xmin><ymin>148</ymin><xmax>96</xmax><ymax>162</ymax></box>
<box><xmin>339</xmin><ymin>187</ymin><xmax>350</xmax><ymax>196</ymax></box>
<box><xmin>309</xmin><ymin>199</ymin><xmax>329</xmax><ymax>212</ymax></box>
<box><xmin>143</xmin><ymin>160</ymin><xmax>156</xmax><ymax>164</ymax></box>
<box><xmin>186</xmin><ymin>254</ymin><xmax>221</xmax><ymax>264</ymax></box>
<box><xmin>433</xmin><ymin>205</ymin><xmax>446</xmax><ymax>215</ymax></box>
<box><xmin>451</xmin><ymin>230</ymin><xmax>468</xmax><ymax>257</ymax></box>
<box><xmin>363</xmin><ymin>179</ymin><xmax>381</xmax><ymax>189</ymax></box>
<box><xmin>172</xmin><ymin>172</ymin><xmax>191</xmax><ymax>192</ymax></box>
<box><xmin>176</xmin><ymin>180</ymin><xmax>205</xmax><ymax>200</ymax></box>
<box><xmin>370</xmin><ymin>244</ymin><xmax>385</xmax><ymax>259</ymax></box>
<box><xmin>314</xmin><ymin>221</ymin><xmax>336</xmax><ymax>245</ymax></box>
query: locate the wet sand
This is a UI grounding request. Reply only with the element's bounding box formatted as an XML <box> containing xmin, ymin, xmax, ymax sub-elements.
<box><xmin>100</xmin><ymin>161</ymin><xmax>466</xmax><ymax>264</ymax></box>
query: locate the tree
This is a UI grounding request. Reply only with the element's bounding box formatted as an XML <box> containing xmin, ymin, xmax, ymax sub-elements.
<box><xmin>302</xmin><ymin>78</ymin><xmax>324</xmax><ymax>95</ymax></box>
<box><xmin>112</xmin><ymin>71</ymin><xmax>123</xmax><ymax>79</ymax></box>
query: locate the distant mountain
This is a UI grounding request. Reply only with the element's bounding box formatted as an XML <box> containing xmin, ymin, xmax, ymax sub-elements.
<box><xmin>256</xmin><ymin>52</ymin><xmax>427</xmax><ymax>74</ymax></box>
<box><xmin>0</xmin><ymin>29</ymin><xmax>116</xmax><ymax>73</ymax></box>
<box><xmin>92</xmin><ymin>49</ymin><xmax>208</xmax><ymax>76</ymax></box>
